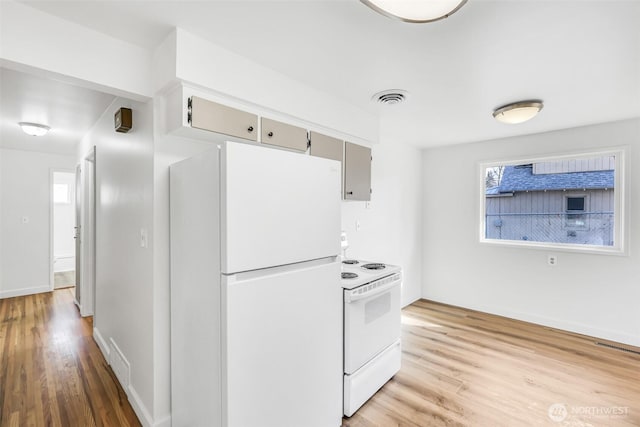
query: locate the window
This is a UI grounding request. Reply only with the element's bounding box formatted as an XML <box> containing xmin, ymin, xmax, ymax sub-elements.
<box><xmin>53</xmin><ymin>183</ymin><xmax>70</xmax><ymax>204</ymax></box>
<box><xmin>480</xmin><ymin>149</ymin><xmax>624</xmax><ymax>254</ymax></box>
<box><xmin>565</xmin><ymin>196</ymin><xmax>586</xmax><ymax>228</ymax></box>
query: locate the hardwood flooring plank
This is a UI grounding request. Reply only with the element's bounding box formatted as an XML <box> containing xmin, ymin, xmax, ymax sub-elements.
<box><xmin>0</xmin><ymin>289</ymin><xmax>140</xmax><ymax>427</ymax></box>
<box><xmin>4</xmin><ymin>290</ymin><xmax>639</xmax><ymax>427</ymax></box>
<box><xmin>344</xmin><ymin>299</ymin><xmax>640</xmax><ymax>427</ymax></box>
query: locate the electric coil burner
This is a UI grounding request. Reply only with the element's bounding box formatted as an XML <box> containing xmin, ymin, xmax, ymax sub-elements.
<box><xmin>341</xmin><ymin>272</ymin><xmax>358</xmax><ymax>280</ymax></box>
<box><xmin>342</xmin><ymin>259</ymin><xmax>360</xmax><ymax>265</ymax></box>
<box><xmin>361</xmin><ymin>263</ymin><xmax>386</xmax><ymax>270</ymax></box>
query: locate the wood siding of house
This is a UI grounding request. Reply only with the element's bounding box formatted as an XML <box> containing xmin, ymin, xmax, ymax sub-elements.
<box><xmin>486</xmin><ymin>189</ymin><xmax>614</xmax><ymax>245</ymax></box>
<box><xmin>533</xmin><ymin>156</ymin><xmax>615</xmax><ymax>175</ymax></box>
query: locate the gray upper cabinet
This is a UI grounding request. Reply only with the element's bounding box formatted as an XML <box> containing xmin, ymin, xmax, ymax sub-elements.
<box><xmin>261</xmin><ymin>118</ymin><xmax>308</xmax><ymax>152</ymax></box>
<box><xmin>344</xmin><ymin>142</ymin><xmax>371</xmax><ymax>201</ymax></box>
<box><xmin>189</xmin><ymin>96</ymin><xmax>258</xmax><ymax>141</ymax></box>
<box><xmin>309</xmin><ymin>132</ymin><xmax>343</xmax><ymax>162</ymax></box>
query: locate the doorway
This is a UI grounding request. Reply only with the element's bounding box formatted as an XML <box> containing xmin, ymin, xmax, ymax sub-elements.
<box><xmin>51</xmin><ymin>170</ymin><xmax>76</xmax><ymax>290</ymax></box>
<box><xmin>76</xmin><ymin>147</ymin><xmax>96</xmax><ymax>316</ymax></box>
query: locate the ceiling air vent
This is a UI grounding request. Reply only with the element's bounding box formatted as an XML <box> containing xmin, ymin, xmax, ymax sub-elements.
<box><xmin>372</xmin><ymin>89</ymin><xmax>409</xmax><ymax>105</ymax></box>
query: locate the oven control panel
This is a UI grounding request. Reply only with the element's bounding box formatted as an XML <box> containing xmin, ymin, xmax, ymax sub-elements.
<box><xmin>345</xmin><ymin>272</ymin><xmax>401</xmax><ymax>303</ymax></box>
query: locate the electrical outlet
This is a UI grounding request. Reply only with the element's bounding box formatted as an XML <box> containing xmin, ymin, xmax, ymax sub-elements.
<box><xmin>547</xmin><ymin>255</ymin><xmax>558</xmax><ymax>266</ymax></box>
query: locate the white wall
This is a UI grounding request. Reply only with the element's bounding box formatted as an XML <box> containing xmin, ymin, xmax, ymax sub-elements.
<box><xmin>422</xmin><ymin>118</ymin><xmax>640</xmax><ymax>346</ymax></box>
<box><xmin>154</xmin><ymin>28</ymin><xmax>377</xmax><ymax>145</ymax></box>
<box><xmin>0</xmin><ymin>148</ymin><xmax>75</xmax><ymax>298</ymax></box>
<box><xmin>53</xmin><ymin>171</ymin><xmax>76</xmax><ymax>271</ymax></box>
<box><xmin>342</xmin><ymin>139</ymin><xmax>423</xmax><ymax>307</ymax></box>
<box><xmin>0</xmin><ymin>0</ymin><xmax>152</xmax><ymax>100</ymax></box>
<box><xmin>152</xmin><ymin>104</ymin><xmax>213</xmax><ymax>426</ymax></box>
<box><xmin>77</xmin><ymin>98</ymin><xmax>157</xmax><ymax>425</ymax></box>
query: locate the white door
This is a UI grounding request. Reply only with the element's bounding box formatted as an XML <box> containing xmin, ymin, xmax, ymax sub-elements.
<box><xmin>78</xmin><ymin>148</ymin><xmax>96</xmax><ymax>316</ymax></box>
<box><xmin>222</xmin><ymin>259</ymin><xmax>342</xmax><ymax>427</ymax></box>
<box><xmin>221</xmin><ymin>141</ymin><xmax>341</xmax><ymax>274</ymax></box>
<box><xmin>74</xmin><ymin>165</ymin><xmax>81</xmax><ymax>300</ymax></box>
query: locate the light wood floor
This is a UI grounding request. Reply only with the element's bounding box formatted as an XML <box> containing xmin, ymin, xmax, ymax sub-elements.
<box><xmin>344</xmin><ymin>299</ymin><xmax>640</xmax><ymax>427</ymax></box>
<box><xmin>0</xmin><ymin>289</ymin><xmax>140</xmax><ymax>427</ymax></box>
<box><xmin>3</xmin><ymin>292</ymin><xmax>639</xmax><ymax>427</ymax></box>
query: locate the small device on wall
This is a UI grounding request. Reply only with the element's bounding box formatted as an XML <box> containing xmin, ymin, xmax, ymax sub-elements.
<box><xmin>114</xmin><ymin>107</ymin><xmax>132</xmax><ymax>133</ymax></box>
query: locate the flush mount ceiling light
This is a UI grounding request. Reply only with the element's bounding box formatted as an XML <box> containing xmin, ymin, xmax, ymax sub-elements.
<box><xmin>372</xmin><ymin>89</ymin><xmax>409</xmax><ymax>105</ymax></box>
<box><xmin>492</xmin><ymin>100</ymin><xmax>544</xmax><ymax>124</ymax></box>
<box><xmin>361</xmin><ymin>0</ymin><xmax>468</xmax><ymax>23</ymax></box>
<box><xmin>18</xmin><ymin>122</ymin><xmax>50</xmax><ymax>136</ymax></box>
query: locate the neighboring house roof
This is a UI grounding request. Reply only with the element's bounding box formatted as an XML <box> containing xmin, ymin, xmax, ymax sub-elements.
<box><xmin>493</xmin><ymin>165</ymin><xmax>614</xmax><ymax>193</ymax></box>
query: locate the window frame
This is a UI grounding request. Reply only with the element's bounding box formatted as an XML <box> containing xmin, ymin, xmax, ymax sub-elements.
<box><xmin>478</xmin><ymin>148</ymin><xmax>626</xmax><ymax>255</ymax></box>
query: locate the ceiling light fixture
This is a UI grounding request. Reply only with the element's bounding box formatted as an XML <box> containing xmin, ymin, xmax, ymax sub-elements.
<box><xmin>18</xmin><ymin>122</ymin><xmax>51</xmax><ymax>136</ymax></box>
<box><xmin>492</xmin><ymin>100</ymin><xmax>544</xmax><ymax>124</ymax></box>
<box><xmin>361</xmin><ymin>0</ymin><xmax>468</xmax><ymax>23</ymax></box>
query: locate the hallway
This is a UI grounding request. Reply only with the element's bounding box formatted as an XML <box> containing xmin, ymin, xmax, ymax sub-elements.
<box><xmin>0</xmin><ymin>289</ymin><xmax>140</xmax><ymax>426</ymax></box>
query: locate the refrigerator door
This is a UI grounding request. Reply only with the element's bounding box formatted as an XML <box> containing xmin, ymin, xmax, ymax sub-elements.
<box><xmin>221</xmin><ymin>141</ymin><xmax>341</xmax><ymax>274</ymax></box>
<box><xmin>222</xmin><ymin>258</ymin><xmax>342</xmax><ymax>427</ymax></box>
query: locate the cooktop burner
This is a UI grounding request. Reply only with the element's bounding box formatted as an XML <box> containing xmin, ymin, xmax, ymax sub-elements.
<box><xmin>362</xmin><ymin>263</ymin><xmax>386</xmax><ymax>270</ymax></box>
<box><xmin>341</xmin><ymin>272</ymin><xmax>358</xmax><ymax>279</ymax></box>
<box><xmin>342</xmin><ymin>259</ymin><xmax>359</xmax><ymax>265</ymax></box>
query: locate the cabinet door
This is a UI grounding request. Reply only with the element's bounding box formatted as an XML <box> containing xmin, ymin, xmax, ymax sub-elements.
<box><xmin>309</xmin><ymin>132</ymin><xmax>343</xmax><ymax>162</ymax></box>
<box><xmin>189</xmin><ymin>96</ymin><xmax>258</xmax><ymax>142</ymax></box>
<box><xmin>344</xmin><ymin>142</ymin><xmax>371</xmax><ymax>201</ymax></box>
<box><xmin>261</xmin><ymin>118</ymin><xmax>308</xmax><ymax>152</ymax></box>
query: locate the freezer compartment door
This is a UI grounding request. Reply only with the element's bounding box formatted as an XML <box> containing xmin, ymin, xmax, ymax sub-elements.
<box><xmin>222</xmin><ymin>259</ymin><xmax>343</xmax><ymax>427</ymax></box>
<box><xmin>221</xmin><ymin>141</ymin><xmax>341</xmax><ymax>274</ymax></box>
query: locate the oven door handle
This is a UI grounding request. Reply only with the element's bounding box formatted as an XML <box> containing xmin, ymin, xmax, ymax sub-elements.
<box><xmin>345</xmin><ymin>279</ymin><xmax>400</xmax><ymax>303</ymax></box>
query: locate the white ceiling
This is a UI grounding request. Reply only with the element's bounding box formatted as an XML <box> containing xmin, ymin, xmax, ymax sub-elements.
<box><xmin>8</xmin><ymin>0</ymin><xmax>640</xmax><ymax>149</ymax></box>
<box><xmin>0</xmin><ymin>68</ymin><xmax>115</xmax><ymax>155</ymax></box>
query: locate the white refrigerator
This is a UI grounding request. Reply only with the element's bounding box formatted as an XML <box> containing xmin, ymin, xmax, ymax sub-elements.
<box><xmin>170</xmin><ymin>141</ymin><xmax>343</xmax><ymax>427</ymax></box>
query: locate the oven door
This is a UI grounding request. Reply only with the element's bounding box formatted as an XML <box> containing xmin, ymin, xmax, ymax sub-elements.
<box><xmin>344</xmin><ymin>278</ymin><xmax>401</xmax><ymax>374</ymax></box>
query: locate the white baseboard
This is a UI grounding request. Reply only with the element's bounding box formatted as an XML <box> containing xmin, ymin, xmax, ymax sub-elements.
<box><xmin>152</xmin><ymin>414</ymin><xmax>172</xmax><ymax>427</ymax></box>
<box><xmin>0</xmin><ymin>285</ymin><xmax>51</xmax><ymax>299</ymax></box>
<box><xmin>93</xmin><ymin>326</ymin><xmax>110</xmax><ymax>360</ymax></box>
<box><xmin>127</xmin><ymin>384</ymin><xmax>171</xmax><ymax>427</ymax></box>
<box><xmin>426</xmin><ymin>297</ymin><xmax>640</xmax><ymax>347</ymax></box>
<box><xmin>127</xmin><ymin>385</ymin><xmax>154</xmax><ymax>427</ymax></box>
<box><xmin>93</xmin><ymin>328</ymin><xmax>170</xmax><ymax>427</ymax></box>
<box><xmin>491</xmin><ymin>306</ymin><xmax>640</xmax><ymax>348</ymax></box>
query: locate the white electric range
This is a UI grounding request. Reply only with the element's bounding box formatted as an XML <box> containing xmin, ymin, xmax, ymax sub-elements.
<box><xmin>340</xmin><ymin>259</ymin><xmax>402</xmax><ymax>417</ymax></box>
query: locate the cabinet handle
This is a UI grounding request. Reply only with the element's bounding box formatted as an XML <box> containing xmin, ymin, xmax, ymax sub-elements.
<box><xmin>247</xmin><ymin>126</ymin><xmax>254</xmax><ymax>133</ymax></box>
<box><xmin>346</xmin><ymin>191</ymin><xmax>353</xmax><ymax>195</ymax></box>
<box><xmin>267</xmin><ymin>131</ymin><xmax>274</xmax><ymax>138</ymax></box>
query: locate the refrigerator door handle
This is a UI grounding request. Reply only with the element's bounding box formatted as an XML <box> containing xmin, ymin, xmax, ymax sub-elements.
<box><xmin>223</xmin><ymin>256</ymin><xmax>338</xmax><ymax>281</ymax></box>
